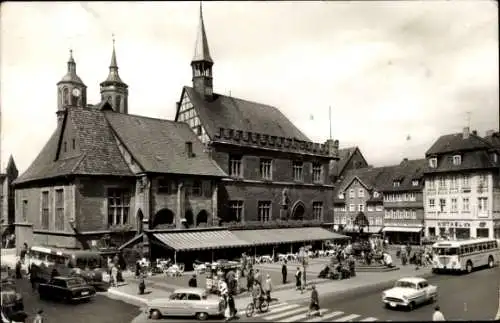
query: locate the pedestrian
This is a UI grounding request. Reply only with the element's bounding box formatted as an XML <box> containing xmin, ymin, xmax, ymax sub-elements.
<box><xmin>254</xmin><ymin>269</ymin><xmax>262</xmax><ymax>289</ymax></box>
<box><xmin>111</xmin><ymin>265</ymin><xmax>118</xmax><ymax>287</ymax></box>
<box><xmin>189</xmin><ymin>274</ymin><xmax>197</xmax><ymax>288</ymax></box>
<box><xmin>135</xmin><ymin>261</ymin><xmax>141</xmax><ymax>278</ymax></box>
<box><xmin>15</xmin><ymin>259</ymin><xmax>23</xmax><ymax>279</ymax></box>
<box><xmin>33</xmin><ymin>309</ymin><xmax>44</xmax><ymax>323</ymax></box>
<box><xmin>138</xmin><ymin>274</ymin><xmax>146</xmax><ymax>295</ymax></box>
<box><xmin>432</xmin><ymin>306</ymin><xmax>445</xmax><ymax>321</ymax></box>
<box><xmin>295</xmin><ymin>267</ymin><xmax>302</xmax><ymax>291</ymax></box>
<box><xmin>29</xmin><ymin>263</ymin><xmax>37</xmax><ymax>292</ymax></box>
<box><xmin>20</xmin><ymin>243</ymin><xmax>28</xmax><ymax>264</ymax></box>
<box><xmin>306</xmin><ymin>284</ymin><xmax>321</xmax><ymax>318</ymax></box>
<box><xmin>281</xmin><ymin>260</ymin><xmax>287</xmax><ymax>284</ymax></box>
<box><xmin>247</xmin><ymin>268</ymin><xmax>254</xmax><ymax>292</ymax></box>
<box><xmin>251</xmin><ymin>281</ymin><xmax>262</xmax><ymax>308</ymax></box>
<box><xmin>263</xmin><ymin>274</ymin><xmax>272</xmax><ymax>303</ymax></box>
<box><xmin>50</xmin><ymin>267</ymin><xmax>59</xmax><ymax>279</ymax></box>
<box><xmin>300</xmin><ymin>266</ymin><xmax>305</xmax><ymax>293</ymax></box>
<box><xmin>348</xmin><ymin>254</ymin><xmax>356</xmax><ymax>277</ymax></box>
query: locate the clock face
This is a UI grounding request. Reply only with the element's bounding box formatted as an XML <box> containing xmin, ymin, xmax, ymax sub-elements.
<box><xmin>72</xmin><ymin>88</ymin><xmax>81</xmax><ymax>97</ymax></box>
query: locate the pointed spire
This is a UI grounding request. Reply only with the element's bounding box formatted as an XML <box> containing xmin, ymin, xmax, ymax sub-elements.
<box><xmin>67</xmin><ymin>49</ymin><xmax>76</xmax><ymax>73</ymax></box>
<box><xmin>103</xmin><ymin>34</ymin><xmax>123</xmax><ymax>83</ymax></box>
<box><xmin>192</xmin><ymin>1</ymin><xmax>213</xmax><ymax>63</ymax></box>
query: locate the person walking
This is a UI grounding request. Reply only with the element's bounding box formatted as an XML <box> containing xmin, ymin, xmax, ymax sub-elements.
<box><xmin>111</xmin><ymin>265</ymin><xmax>118</xmax><ymax>287</ymax></box>
<box><xmin>432</xmin><ymin>306</ymin><xmax>445</xmax><ymax>321</ymax></box>
<box><xmin>29</xmin><ymin>263</ymin><xmax>37</xmax><ymax>292</ymax></box>
<box><xmin>135</xmin><ymin>261</ymin><xmax>141</xmax><ymax>278</ymax></box>
<box><xmin>33</xmin><ymin>309</ymin><xmax>44</xmax><ymax>323</ymax></box>
<box><xmin>306</xmin><ymin>284</ymin><xmax>321</xmax><ymax>318</ymax></box>
<box><xmin>263</xmin><ymin>274</ymin><xmax>273</xmax><ymax>303</ymax></box>
<box><xmin>15</xmin><ymin>259</ymin><xmax>23</xmax><ymax>279</ymax></box>
<box><xmin>189</xmin><ymin>274</ymin><xmax>197</xmax><ymax>287</ymax></box>
<box><xmin>281</xmin><ymin>260</ymin><xmax>287</xmax><ymax>284</ymax></box>
<box><xmin>247</xmin><ymin>268</ymin><xmax>254</xmax><ymax>292</ymax></box>
<box><xmin>295</xmin><ymin>267</ymin><xmax>302</xmax><ymax>291</ymax></box>
<box><xmin>300</xmin><ymin>266</ymin><xmax>306</xmax><ymax>294</ymax></box>
<box><xmin>138</xmin><ymin>273</ymin><xmax>146</xmax><ymax>295</ymax></box>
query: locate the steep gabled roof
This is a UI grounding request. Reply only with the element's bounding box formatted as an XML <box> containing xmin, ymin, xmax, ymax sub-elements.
<box><xmin>377</xmin><ymin>159</ymin><xmax>426</xmax><ymax>192</ymax></box>
<box><xmin>484</xmin><ymin>131</ymin><xmax>500</xmax><ymax>149</ymax></box>
<box><xmin>104</xmin><ymin>111</ymin><xmax>226</xmax><ymax>177</ymax></box>
<box><xmin>15</xmin><ymin>106</ymin><xmax>227</xmax><ymax>186</ymax></box>
<box><xmin>331</xmin><ymin>146</ymin><xmax>368</xmax><ymax>177</ymax></box>
<box><xmin>424</xmin><ymin>150</ymin><xmax>499</xmax><ymax>174</ymax></box>
<box><xmin>426</xmin><ymin>132</ymin><xmax>492</xmax><ymax>155</ymax></box>
<box><xmin>181</xmin><ymin>86</ymin><xmax>310</xmax><ymax>142</ymax></box>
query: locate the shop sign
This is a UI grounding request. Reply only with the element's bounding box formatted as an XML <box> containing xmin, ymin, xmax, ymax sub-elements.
<box><xmin>438</xmin><ymin>221</ymin><xmax>471</xmax><ymax>228</ymax></box>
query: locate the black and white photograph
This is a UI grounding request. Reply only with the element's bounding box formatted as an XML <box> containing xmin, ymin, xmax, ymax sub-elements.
<box><xmin>1</xmin><ymin>1</ymin><xmax>499</xmax><ymax>323</ymax></box>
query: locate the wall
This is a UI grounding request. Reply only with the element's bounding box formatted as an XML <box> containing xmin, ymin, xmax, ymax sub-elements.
<box><xmin>75</xmin><ymin>176</ymin><xmax>136</xmax><ymax>232</ymax></box>
<box><xmin>218</xmin><ymin>180</ymin><xmax>334</xmax><ymax>223</ymax></box>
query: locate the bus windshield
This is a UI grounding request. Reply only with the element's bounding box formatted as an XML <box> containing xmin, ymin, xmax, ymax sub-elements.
<box><xmin>75</xmin><ymin>257</ymin><xmax>103</xmax><ymax>270</ymax></box>
<box><xmin>433</xmin><ymin>247</ymin><xmax>459</xmax><ymax>256</ymax></box>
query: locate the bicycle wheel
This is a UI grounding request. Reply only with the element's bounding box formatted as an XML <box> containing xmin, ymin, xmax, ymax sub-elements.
<box><xmin>245</xmin><ymin>303</ymin><xmax>254</xmax><ymax>317</ymax></box>
<box><xmin>259</xmin><ymin>300</ymin><xmax>269</xmax><ymax>313</ymax></box>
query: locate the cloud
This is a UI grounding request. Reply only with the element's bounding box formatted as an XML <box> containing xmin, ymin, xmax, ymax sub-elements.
<box><xmin>0</xmin><ymin>1</ymin><xmax>498</xmax><ymax>172</ymax></box>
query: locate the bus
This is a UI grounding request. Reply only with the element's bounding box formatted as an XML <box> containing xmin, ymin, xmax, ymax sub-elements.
<box><xmin>431</xmin><ymin>238</ymin><xmax>500</xmax><ymax>274</ymax></box>
<box><xmin>28</xmin><ymin>246</ymin><xmax>110</xmax><ymax>289</ymax></box>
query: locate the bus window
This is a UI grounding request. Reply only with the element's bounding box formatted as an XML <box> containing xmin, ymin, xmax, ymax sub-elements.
<box><xmin>433</xmin><ymin>248</ymin><xmax>459</xmax><ymax>256</ymax></box>
<box><xmin>76</xmin><ymin>258</ymin><xmax>88</xmax><ymax>269</ymax></box>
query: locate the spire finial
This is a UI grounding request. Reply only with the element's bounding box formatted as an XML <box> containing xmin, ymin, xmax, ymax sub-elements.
<box><xmin>192</xmin><ymin>1</ymin><xmax>213</xmax><ymax>63</ymax></box>
<box><xmin>69</xmin><ymin>49</ymin><xmax>75</xmax><ymax>63</ymax></box>
<box><xmin>110</xmin><ymin>34</ymin><xmax>118</xmax><ymax>69</ymax></box>
<box><xmin>112</xmin><ymin>33</ymin><xmax>115</xmax><ymax>47</ymax></box>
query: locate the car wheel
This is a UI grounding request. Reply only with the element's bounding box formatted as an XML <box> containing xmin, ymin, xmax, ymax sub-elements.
<box><xmin>196</xmin><ymin>312</ymin><xmax>208</xmax><ymax>321</ymax></box>
<box><xmin>488</xmin><ymin>256</ymin><xmax>494</xmax><ymax>268</ymax></box>
<box><xmin>407</xmin><ymin>302</ymin><xmax>415</xmax><ymax>311</ymax></box>
<box><xmin>150</xmin><ymin>309</ymin><xmax>161</xmax><ymax>320</ymax></box>
<box><xmin>466</xmin><ymin>261</ymin><xmax>473</xmax><ymax>274</ymax></box>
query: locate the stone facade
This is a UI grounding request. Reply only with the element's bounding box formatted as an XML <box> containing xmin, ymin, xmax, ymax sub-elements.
<box><xmin>1</xmin><ymin>156</ymin><xmax>18</xmax><ymax>236</ymax></box>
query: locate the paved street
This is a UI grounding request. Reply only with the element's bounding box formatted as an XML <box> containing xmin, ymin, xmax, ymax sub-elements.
<box><xmin>10</xmin><ymin>278</ymin><xmax>139</xmax><ymax>323</ymax></box>
<box><xmin>240</xmin><ymin>267</ymin><xmax>500</xmax><ymax>322</ymax></box>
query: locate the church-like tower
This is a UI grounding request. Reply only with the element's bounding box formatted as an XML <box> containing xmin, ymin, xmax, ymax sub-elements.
<box><xmin>100</xmin><ymin>38</ymin><xmax>128</xmax><ymax>114</ymax></box>
<box><xmin>57</xmin><ymin>50</ymin><xmax>87</xmax><ymax>121</ymax></box>
<box><xmin>191</xmin><ymin>2</ymin><xmax>214</xmax><ymax>100</ymax></box>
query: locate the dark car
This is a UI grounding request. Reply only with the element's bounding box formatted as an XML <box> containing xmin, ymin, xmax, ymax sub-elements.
<box><xmin>1</xmin><ymin>269</ymin><xmax>24</xmax><ymax>313</ymax></box>
<box><xmin>38</xmin><ymin>276</ymin><xmax>96</xmax><ymax>302</ymax></box>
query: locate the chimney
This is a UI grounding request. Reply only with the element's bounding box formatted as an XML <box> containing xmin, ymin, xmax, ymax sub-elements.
<box><xmin>401</xmin><ymin>158</ymin><xmax>408</xmax><ymax>166</ymax></box>
<box><xmin>486</xmin><ymin>129</ymin><xmax>495</xmax><ymax>137</ymax></box>
<box><xmin>472</xmin><ymin>130</ymin><xmax>477</xmax><ymax>136</ymax></box>
<box><xmin>463</xmin><ymin>127</ymin><xmax>470</xmax><ymax>139</ymax></box>
<box><xmin>185</xmin><ymin>141</ymin><xmax>194</xmax><ymax>157</ymax></box>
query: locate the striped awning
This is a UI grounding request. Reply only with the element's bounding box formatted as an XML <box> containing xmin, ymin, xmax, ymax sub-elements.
<box><xmin>382</xmin><ymin>227</ymin><xmax>423</xmax><ymax>233</ymax></box>
<box><xmin>152</xmin><ymin>230</ymin><xmax>251</xmax><ymax>251</ymax></box>
<box><xmin>231</xmin><ymin>227</ymin><xmax>349</xmax><ymax>246</ymax></box>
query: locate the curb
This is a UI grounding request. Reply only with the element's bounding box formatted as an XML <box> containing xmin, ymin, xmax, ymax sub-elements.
<box><xmin>107</xmin><ymin>288</ymin><xmax>148</xmax><ymax>304</ymax></box>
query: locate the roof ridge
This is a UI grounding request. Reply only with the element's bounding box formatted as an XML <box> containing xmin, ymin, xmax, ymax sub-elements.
<box><xmin>185</xmin><ymin>85</ymin><xmax>277</xmax><ymax>109</ymax></box>
<box><xmin>104</xmin><ymin>110</ymin><xmax>181</xmax><ymax>126</ymax></box>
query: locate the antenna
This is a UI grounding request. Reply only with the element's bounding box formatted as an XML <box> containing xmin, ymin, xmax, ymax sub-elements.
<box><xmin>329</xmin><ymin>106</ymin><xmax>332</xmax><ymax>140</ymax></box>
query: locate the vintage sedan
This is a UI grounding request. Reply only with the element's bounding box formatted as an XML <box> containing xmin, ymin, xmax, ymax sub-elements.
<box><xmin>38</xmin><ymin>276</ymin><xmax>96</xmax><ymax>302</ymax></box>
<box><xmin>382</xmin><ymin>277</ymin><xmax>438</xmax><ymax>311</ymax></box>
<box><xmin>145</xmin><ymin>288</ymin><xmax>225</xmax><ymax>320</ymax></box>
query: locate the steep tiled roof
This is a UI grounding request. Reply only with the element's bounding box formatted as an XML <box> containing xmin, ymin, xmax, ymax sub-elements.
<box><xmin>484</xmin><ymin>131</ymin><xmax>500</xmax><ymax>149</ymax></box>
<box><xmin>331</xmin><ymin>147</ymin><xmax>356</xmax><ymax>177</ymax></box>
<box><xmin>183</xmin><ymin>86</ymin><xmax>310</xmax><ymax>142</ymax></box>
<box><xmin>105</xmin><ymin>111</ymin><xmax>226</xmax><ymax>177</ymax></box>
<box><xmin>378</xmin><ymin>159</ymin><xmax>426</xmax><ymax>192</ymax></box>
<box><xmin>426</xmin><ymin>132</ymin><xmax>491</xmax><ymax>155</ymax></box>
<box><xmin>15</xmin><ymin>107</ymin><xmax>227</xmax><ymax>185</ymax></box>
<box><xmin>424</xmin><ymin>150</ymin><xmax>499</xmax><ymax>174</ymax></box>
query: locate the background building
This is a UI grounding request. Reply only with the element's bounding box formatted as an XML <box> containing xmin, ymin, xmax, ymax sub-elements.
<box><xmin>330</xmin><ymin>147</ymin><xmax>368</xmax><ymax>184</ymax></box>
<box><xmin>423</xmin><ymin>127</ymin><xmax>500</xmax><ymax>240</ymax></box>
<box><xmin>1</xmin><ymin>156</ymin><xmax>18</xmax><ymax>241</ymax></box>
<box><xmin>380</xmin><ymin>158</ymin><xmax>426</xmax><ymax>244</ymax></box>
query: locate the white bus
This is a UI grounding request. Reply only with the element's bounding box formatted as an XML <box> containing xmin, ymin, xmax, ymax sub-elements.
<box><xmin>432</xmin><ymin>238</ymin><xmax>500</xmax><ymax>274</ymax></box>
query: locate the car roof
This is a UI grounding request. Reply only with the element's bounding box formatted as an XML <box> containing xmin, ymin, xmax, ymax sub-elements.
<box><xmin>397</xmin><ymin>277</ymin><xmax>427</xmax><ymax>284</ymax></box>
<box><xmin>173</xmin><ymin>288</ymin><xmax>206</xmax><ymax>294</ymax></box>
<box><xmin>53</xmin><ymin>276</ymin><xmax>82</xmax><ymax>280</ymax></box>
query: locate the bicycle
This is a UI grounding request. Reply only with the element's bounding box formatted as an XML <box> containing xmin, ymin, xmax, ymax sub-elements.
<box><xmin>245</xmin><ymin>298</ymin><xmax>269</xmax><ymax>317</ymax></box>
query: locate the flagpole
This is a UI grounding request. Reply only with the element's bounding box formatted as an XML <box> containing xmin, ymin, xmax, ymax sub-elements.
<box><xmin>329</xmin><ymin>106</ymin><xmax>332</xmax><ymax>140</ymax></box>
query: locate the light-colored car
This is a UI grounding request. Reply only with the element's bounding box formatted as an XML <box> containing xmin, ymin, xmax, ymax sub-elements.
<box><xmin>145</xmin><ymin>288</ymin><xmax>225</xmax><ymax>320</ymax></box>
<box><xmin>382</xmin><ymin>277</ymin><xmax>438</xmax><ymax>311</ymax></box>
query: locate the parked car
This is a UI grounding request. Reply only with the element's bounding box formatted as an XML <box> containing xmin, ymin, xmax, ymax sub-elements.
<box><xmin>1</xmin><ymin>279</ymin><xmax>24</xmax><ymax>312</ymax></box>
<box><xmin>145</xmin><ymin>288</ymin><xmax>225</xmax><ymax>320</ymax></box>
<box><xmin>38</xmin><ymin>276</ymin><xmax>96</xmax><ymax>302</ymax></box>
<box><xmin>382</xmin><ymin>277</ymin><xmax>438</xmax><ymax>311</ymax></box>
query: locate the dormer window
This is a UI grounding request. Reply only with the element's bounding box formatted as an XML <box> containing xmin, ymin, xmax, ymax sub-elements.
<box><xmin>338</xmin><ymin>193</ymin><xmax>344</xmax><ymax>199</ymax></box>
<box><xmin>393</xmin><ymin>180</ymin><xmax>400</xmax><ymax>187</ymax></box>
<box><xmin>412</xmin><ymin>180</ymin><xmax>419</xmax><ymax>186</ymax></box>
<box><xmin>452</xmin><ymin>155</ymin><xmax>461</xmax><ymax>165</ymax></box>
<box><xmin>373</xmin><ymin>191</ymin><xmax>379</xmax><ymax>198</ymax></box>
<box><xmin>429</xmin><ymin>158</ymin><xmax>437</xmax><ymax>168</ymax></box>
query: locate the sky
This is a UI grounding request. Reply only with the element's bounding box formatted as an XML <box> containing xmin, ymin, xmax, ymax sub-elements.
<box><xmin>1</xmin><ymin>1</ymin><xmax>498</xmax><ymax>173</ymax></box>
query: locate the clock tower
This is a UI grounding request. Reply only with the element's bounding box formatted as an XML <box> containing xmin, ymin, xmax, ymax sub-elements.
<box><xmin>56</xmin><ymin>50</ymin><xmax>87</xmax><ymax>122</ymax></box>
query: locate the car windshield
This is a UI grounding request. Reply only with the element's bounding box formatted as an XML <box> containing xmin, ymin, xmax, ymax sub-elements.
<box><xmin>395</xmin><ymin>281</ymin><xmax>416</xmax><ymax>289</ymax></box>
<box><xmin>66</xmin><ymin>277</ymin><xmax>86</xmax><ymax>288</ymax></box>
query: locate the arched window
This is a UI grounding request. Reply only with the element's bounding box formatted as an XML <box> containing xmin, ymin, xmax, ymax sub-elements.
<box><xmin>62</xmin><ymin>88</ymin><xmax>69</xmax><ymax>105</ymax></box>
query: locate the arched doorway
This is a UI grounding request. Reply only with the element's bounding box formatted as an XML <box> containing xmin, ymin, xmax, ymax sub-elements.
<box><xmin>152</xmin><ymin>208</ymin><xmax>175</xmax><ymax>228</ymax></box>
<box><xmin>291</xmin><ymin>202</ymin><xmax>305</xmax><ymax>220</ymax></box>
<box><xmin>184</xmin><ymin>209</ymin><xmax>194</xmax><ymax>228</ymax></box>
<box><xmin>137</xmin><ymin>209</ymin><xmax>144</xmax><ymax>233</ymax></box>
<box><xmin>196</xmin><ymin>210</ymin><xmax>208</xmax><ymax>227</ymax></box>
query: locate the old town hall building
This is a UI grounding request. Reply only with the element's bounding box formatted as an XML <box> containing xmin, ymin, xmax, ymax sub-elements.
<box><xmin>13</xmin><ymin>5</ymin><xmax>341</xmax><ymax>256</ymax></box>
